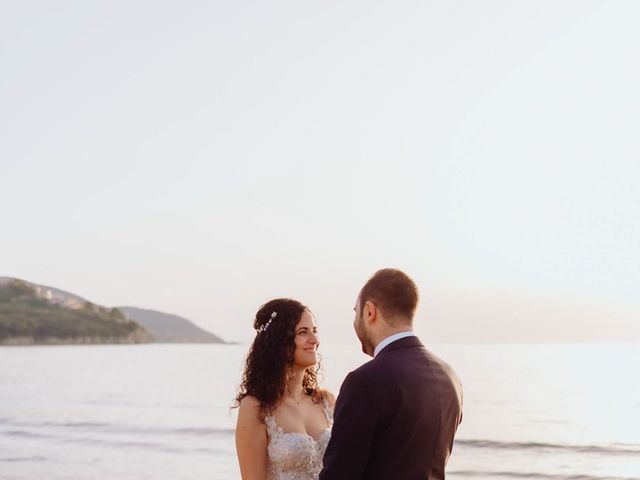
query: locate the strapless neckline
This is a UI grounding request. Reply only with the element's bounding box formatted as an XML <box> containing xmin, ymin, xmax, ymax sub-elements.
<box><xmin>269</xmin><ymin>421</ymin><xmax>332</xmax><ymax>443</ymax></box>
<box><xmin>264</xmin><ymin>397</ymin><xmax>333</xmax><ymax>480</ymax></box>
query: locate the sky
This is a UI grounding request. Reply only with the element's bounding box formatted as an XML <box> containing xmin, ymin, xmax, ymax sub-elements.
<box><xmin>1</xmin><ymin>0</ymin><xmax>639</xmax><ymax>344</ymax></box>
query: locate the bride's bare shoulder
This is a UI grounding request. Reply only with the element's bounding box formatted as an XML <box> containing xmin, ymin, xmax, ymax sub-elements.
<box><xmin>317</xmin><ymin>389</ymin><xmax>336</xmax><ymax>407</ymax></box>
<box><xmin>237</xmin><ymin>396</ymin><xmax>264</xmax><ymax>423</ymax></box>
<box><xmin>239</xmin><ymin>395</ymin><xmax>261</xmax><ymax>408</ymax></box>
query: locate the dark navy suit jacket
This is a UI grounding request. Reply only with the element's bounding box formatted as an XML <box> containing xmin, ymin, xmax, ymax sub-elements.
<box><xmin>320</xmin><ymin>336</ymin><xmax>463</xmax><ymax>480</ymax></box>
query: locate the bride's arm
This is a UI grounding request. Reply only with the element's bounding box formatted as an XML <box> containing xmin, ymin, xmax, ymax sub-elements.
<box><xmin>235</xmin><ymin>396</ymin><xmax>268</xmax><ymax>480</ymax></box>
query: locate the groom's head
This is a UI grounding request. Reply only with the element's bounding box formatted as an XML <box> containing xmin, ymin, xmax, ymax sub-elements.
<box><xmin>354</xmin><ymin>268</ymin><xmax>419</xmax><ymax>356</ymax></box>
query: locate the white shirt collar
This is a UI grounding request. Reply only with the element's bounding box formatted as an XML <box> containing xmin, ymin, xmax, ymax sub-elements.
<box><xmin>373</xmin><ymin>331</ymin><xmax>416</xmax><ymax>357</ymax></box>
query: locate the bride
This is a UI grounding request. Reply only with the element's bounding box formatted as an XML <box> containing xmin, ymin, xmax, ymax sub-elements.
<box><xmin>234</xmin><ymin>298</ymin><xmax>335</xmax><ymax>480</ymax></box>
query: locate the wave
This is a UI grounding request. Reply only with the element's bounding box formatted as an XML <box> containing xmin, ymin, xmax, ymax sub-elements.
<box><xmin>4</xmin><ymin>419</ymin><xmax>638</xmax><ymax>459</ymax></box>
<box><xmin>455</xmin><ymin>439</ymin><xmax>640</xmax><ymax>456</ymax></box>
<box><xmin>1</xmin><ymin>428</ymin><xmax>222</xmax><ymax>455</ymax></box>
<box><xmin>0</xmin><ymin>456</ymin><xmax>47</xmax><ymax>463</ymax></box>
<box><xmin>0</xmin><ymin>419</ymin><xmax>234</xmax><ymax>437</ymax></box>
<box><xmin>450</xmin><ymin>470</ymin><xmax>640</xmax><ymax>480</ymax></box>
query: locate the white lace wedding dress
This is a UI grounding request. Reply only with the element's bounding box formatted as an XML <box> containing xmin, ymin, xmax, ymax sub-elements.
<box><xmin>264</xmin><ymin>398</ymin><xmax>333</xmax><ymax>480</ymax></box>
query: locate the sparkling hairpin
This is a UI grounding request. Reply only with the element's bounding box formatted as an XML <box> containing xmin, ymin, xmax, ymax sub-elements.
<box><xmin>256</xmin><ymin>311</ymin><xmax>277</xmax><ymax>334</ymax></box>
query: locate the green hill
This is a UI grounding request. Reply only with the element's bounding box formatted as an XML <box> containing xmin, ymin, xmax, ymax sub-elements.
<box><xmin>118</xmin><ymin>306</ymin><xmax>226</xmax><ymax>344</ymax></box>
<box><xmin>0</xmin><ymin>278</ymin><xmax>151</xmax><ymax>345</ymax></box>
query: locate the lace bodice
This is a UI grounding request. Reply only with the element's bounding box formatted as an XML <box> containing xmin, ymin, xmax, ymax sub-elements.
<box><xmin>264</xmin><ymin>398</ymin><xmax>333</xmax><ymax>480</ymax></box>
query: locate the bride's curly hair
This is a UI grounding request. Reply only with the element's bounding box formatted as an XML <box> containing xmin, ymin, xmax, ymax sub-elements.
<box><xmin>234</xmin><ymin>298</ymin><xmax>324</xmax><ymax>414</ymax></box>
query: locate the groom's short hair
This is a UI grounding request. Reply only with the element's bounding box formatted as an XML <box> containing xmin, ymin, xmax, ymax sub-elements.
<box><xmin>360</xmin><ymin>268</ymin><xmax>419</xmax><ymax>325</ymax></box>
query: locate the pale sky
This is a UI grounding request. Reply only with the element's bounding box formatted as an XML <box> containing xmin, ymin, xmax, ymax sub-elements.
<box><xmin>1</xmin><ymin>1</ymin><xmax>639</xmax><ymax>344</ymax></box>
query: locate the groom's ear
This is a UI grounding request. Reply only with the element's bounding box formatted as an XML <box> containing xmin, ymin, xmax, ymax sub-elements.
<box><xmin>363</xmin><ymin>300</ymin><xmax>377</xmax><ymax>324</ymax></box>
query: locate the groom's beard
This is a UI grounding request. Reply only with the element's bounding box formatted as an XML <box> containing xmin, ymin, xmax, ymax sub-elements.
<box><xmin>359</xmin><ymin>336</ymin><xmax>374</xmax><ymax>356</ymax></box>
<box><xmin>355</xmin><ymin>318</ymin><xmax>374</xmax><ymax>356</ymax></box>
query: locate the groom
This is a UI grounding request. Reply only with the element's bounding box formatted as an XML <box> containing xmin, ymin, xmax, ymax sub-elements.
<box><xmin>320</xmin><ymin>269</ymin><xmax>463</xmax><ymax>480</ymax></box>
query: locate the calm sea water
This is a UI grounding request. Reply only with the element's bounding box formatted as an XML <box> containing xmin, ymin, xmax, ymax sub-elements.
<box><xmin>1</xmin><ymin>343</ymin><xmax>639</xmax><ymax>480</ymax></box>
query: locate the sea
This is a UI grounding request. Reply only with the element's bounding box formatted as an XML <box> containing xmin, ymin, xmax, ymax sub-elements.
<box><xmin>1</xmin><ymin>342</ymin><xmax>639</xmax><ymax>480</ymax></box>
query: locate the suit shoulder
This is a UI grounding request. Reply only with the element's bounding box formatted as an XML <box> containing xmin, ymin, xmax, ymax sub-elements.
<box><xmin>337</xmin><ymin>362</ymin><xmax>378</xmax><ymax>393</ymax></box>
<box><xmin>425</xmin><ymin>349</ymin><xmax>461</xmax><ymax>378</ymax></box>
<box><xmin>349</xmin><ymin>358</ymin><xmax>378</xmax><ymax>378</ymax></box>
<box><xmin>346</xmin><ymin>356</ymin><xmax>394</xmax><ymax>387</ymax></box>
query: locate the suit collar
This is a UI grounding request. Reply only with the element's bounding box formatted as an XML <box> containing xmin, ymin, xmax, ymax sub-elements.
<box><xmin>374</xmin><ymin>331</ymin><xmax>416</xmax><ymax>357</ymax></box>
<box><xmin>375</xmin><ymin>335</ymin><xmax>423</xmax><ymax>356</ymax></box>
